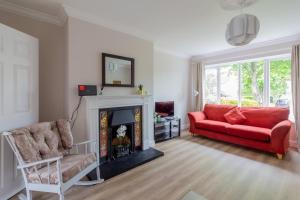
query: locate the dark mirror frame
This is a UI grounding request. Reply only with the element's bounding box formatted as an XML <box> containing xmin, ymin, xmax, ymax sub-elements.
<box><xmin>102</xmin><ymin>53</ymin><xmax>135</xmax><ymax>87</ymax></box>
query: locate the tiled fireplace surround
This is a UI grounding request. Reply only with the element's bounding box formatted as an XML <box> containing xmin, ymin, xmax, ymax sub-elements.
<box><xmin>83</xmin><ymin>95</ymin><xmax>155</xmax><ymax>163</ymax></box>
<box><xmin>99</xmin><ymin>106</ymin><xmax>143</xmax><ymax>161</ymax></box>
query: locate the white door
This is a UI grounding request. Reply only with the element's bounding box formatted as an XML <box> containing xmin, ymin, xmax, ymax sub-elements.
<box><xmin>0</xmin><ymin>23</ymin><xmax>38</xmax><ymax>199</ymax></box>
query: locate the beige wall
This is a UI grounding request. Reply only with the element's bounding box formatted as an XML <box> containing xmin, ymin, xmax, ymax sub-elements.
<box><xmin>0</xmin><ymin>10</ymin><xmax>66</xmax><ymax>121</ymax></box>
<box><xmin>66</xmin><ymin>17</ymin><xmax>154</xmax><ymax>141</ymax></box>
<box><xmin>0</xmin><ymin>12</ymin><xmax>191</xmax><ymax>138</ymax></box>
<box><xmin>154</xmin><ymin>50</ymin><xmax>191</xmax><ymax>128</ymax></box>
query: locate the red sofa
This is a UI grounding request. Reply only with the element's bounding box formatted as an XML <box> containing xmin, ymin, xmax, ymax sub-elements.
<box><xmin>188</xmin><ymin>104</ymin><xmax>292</xmax><ymax>159</ymax></box>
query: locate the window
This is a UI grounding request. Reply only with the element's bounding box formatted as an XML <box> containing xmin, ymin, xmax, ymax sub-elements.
<box><xmin>269</xmin><ymin>59</ymin><xmax>292</xmax><ymax>108</ymax></box>
<box><xmin>220</xmin><ymin>65</ymin><xmax>239</xmax><ymax>105</ymax></box>
<box><xmin>204</xmin><ymin>68</ymin><xmax>218</xmax><ymax>104</ymax></box>
<box><xmin>204</xmin><ymin>55</ymin><xmax>292</xmax><ymax>116</ymax></box>
<box><xmin>240</xmin><ymin>61</ymin><xmax>264</xmax><ymax>107</ymax></box>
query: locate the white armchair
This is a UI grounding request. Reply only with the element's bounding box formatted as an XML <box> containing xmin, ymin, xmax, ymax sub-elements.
<box><xmin>2</xmin><ymin>119</ymin><xmax>103</xmax><ymax>200</ymax></box>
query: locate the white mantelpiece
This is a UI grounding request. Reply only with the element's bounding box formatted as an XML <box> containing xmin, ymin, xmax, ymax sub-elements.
<box><xmin>83</xmin><ymin>95</ymin><xmax>155</xmax><ymax>151</ymax></box>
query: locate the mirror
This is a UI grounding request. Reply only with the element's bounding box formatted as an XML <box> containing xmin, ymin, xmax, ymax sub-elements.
<box><xmin>102</xmin><ymin>53</ymin><xmax>135</xmax><ymax>87</ymax></box>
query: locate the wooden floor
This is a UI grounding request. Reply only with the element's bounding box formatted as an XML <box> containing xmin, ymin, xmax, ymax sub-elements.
<box><xmin>12</xmin><ymin>132</ymin><xmax>300</xmax><ymax>200</ymax></box>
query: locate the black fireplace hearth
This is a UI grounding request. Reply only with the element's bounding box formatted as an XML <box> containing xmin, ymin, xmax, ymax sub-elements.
<box><xmin>88</xmin><ymin>148</ymin><xmax>164</xmax><ymax>180</ymax></box>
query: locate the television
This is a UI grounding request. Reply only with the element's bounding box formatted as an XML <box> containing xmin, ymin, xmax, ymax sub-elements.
<box><xmin>155</xmin><ymin>101</ymin><xmax>174</xmax><ymax>117</ymax></box>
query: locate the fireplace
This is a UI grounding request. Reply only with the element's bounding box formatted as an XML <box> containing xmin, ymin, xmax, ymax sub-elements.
<box><xmin>83</xmin><ymin>95</ymin><xmax>155</xmax><ymax>162</ymax></box>
<box><xmin>83</xmin><ymin>95</ymin><xmax>162</xmax><ymax>180</ymax></box>
<box><xmin>99</xmin><ymin>106</ymin><xmax>142</xmax><ymax>162</ymax></box>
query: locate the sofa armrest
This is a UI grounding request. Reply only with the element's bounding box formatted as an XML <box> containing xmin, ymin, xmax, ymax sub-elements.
<box><xmin>188</xmin><ymin>112</ymin><xmax>206</xmax><ymax>122</ymax></box>
<box><xmin>271</xmin><ymin>120</ymin><xmax>292</xmax><ymax>154</ymax></box>
<box><xmin>188</xmin><ymin>112</ymin><xmax>206</xmax><ymax>133</ymax></box>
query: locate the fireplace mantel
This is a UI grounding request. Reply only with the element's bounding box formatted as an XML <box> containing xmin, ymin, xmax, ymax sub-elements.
<box><xmin>83</xmin><ymin>95</ymin><xmax>155</xmax><ymax>153</ymax></box>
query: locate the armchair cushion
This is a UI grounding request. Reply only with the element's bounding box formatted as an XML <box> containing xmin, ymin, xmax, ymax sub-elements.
<box><xmin>57</xmin><ymin>119</ymin><xmax>73</xmax><ymax>149</ymax></box>
<box><xmin>9</xmin><ymin>120</ymin><xmax>72</xmax><ymax>162</ymax></box>
<box><xmin>30</xmin><ymin>122</ymin><xmax>63</xmax><ymax>149</ymax></box>
<box><xmin>29</xmin><ymin>122</ymin><xmax>67</xmax><ymax>159</ymax></box>
<box><xmin>9</xmin><ymin>128</ymin><xmax>42</xmax><ymax>163</ymax></box>
<box><xmin>33</xmin><ymin>129</ymin><xmax>66</xmax><ymax>159</ymax></box>
<box><xmin>27</xmin><ymin>153</ymin><xmax>96</xmax><ymax>184</ymax></box>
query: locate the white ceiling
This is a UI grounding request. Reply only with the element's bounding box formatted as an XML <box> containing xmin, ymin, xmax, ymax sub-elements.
<box><xmin>2</xmin><ymin>0</ymin><xmax>300</xmax><ymax>57</ymax></box>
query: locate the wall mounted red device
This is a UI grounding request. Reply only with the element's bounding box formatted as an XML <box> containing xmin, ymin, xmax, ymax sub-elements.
<box><xmin>78</xmin><ymin>85</ymin><xmax>97</xmax><ymax>96</ymax></box>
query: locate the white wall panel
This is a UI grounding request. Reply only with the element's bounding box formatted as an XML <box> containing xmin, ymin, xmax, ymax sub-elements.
<box><xmin>14</xmin><ymin>65</ymin><xmax>31</xmax><ymax>113</ymax></box>
<box><xmin>14</xmin><ymin>39</ymin><xmax>30</xmax><ymax>59</ymax></box>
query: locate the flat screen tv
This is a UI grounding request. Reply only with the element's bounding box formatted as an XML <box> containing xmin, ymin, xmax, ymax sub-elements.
<box><xmin>155</xmin><ymin>101</ymin><xmax>174</xmax><ymax>117</ymax></box>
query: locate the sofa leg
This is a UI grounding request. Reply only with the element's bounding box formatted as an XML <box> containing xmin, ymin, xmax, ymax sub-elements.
<box><xmin>276</xmin><ymin>154</ymin><xmax>283</xmax><ymax>160</ymax></box>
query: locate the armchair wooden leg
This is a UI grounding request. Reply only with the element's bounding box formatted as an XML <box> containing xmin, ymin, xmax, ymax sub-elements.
<box><xmin>276</xmin><ymin>154</ymin><xmax>283</xmax><ymax>160</ymax></box>
<box><xmin>96</xmin><ymin>166</ymin><xmax>101</xmax><ymax>181</ymax></box>
<box><xmin>26</xmin><ymin>189</ymin><xmax>32</xmax><ymax>200</ymax></box>
<box><xmin>59</xmin><ymin>193</ymin><xmax>64</xmax><ymax>200</ymax></box>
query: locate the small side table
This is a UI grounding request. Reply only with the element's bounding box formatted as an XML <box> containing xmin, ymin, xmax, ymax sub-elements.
<box><xmin>154</xmin><ymin>117</ymin><xmax>181</xmax><ymax>143</ymax></box>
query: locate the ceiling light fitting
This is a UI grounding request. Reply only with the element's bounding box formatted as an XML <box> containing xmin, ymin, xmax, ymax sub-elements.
<box><xmin>222</xmin><ymin>0</ymin><xmax>260</xmax><ymax>46</ymax></box>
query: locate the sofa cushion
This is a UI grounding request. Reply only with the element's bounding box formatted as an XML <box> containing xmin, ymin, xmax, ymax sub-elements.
<box><xmin>9</xmin><ymin>128</ymin><xmax>42</xmax><ymax>163</ymax></box>
<box><xmin>224</xmin><ymin>107</ymin><xmax>247</xmax><ymax>124</ymax></box>
<box><xmin>240</xmin><ymin>107</ymin><xmax>289</xmax><ymax>129</ymax></box>
<box><xmin>32</xmin><ymin>129</ymin><xmax>58</xmax><ymax>157</ymax></box>
<box><xmin>29</xmin><ymin>122</ymin><xmax>67</xmax><ymax>159</ymax></box>
<box><xmin>226</xmin><ymin>125</ymin><xmax>271</xmax><ymax>142</ymax></box>
<box><xmin>203</xmin><ymin>104</ymin><xmax>236</xmax><ymax>122</ymax></box>
<box><xmin>9</xmin><ymin>120</ymin><xmax>72</xmax><ymax>163</ymax></box>
<box><xmin>195</xmin><ymin>120</ymin><xmax>229</xmax><ymax>133</ymax></box>
<box><xmin>27</xmin><ymin>153</ymin><xmax>96</xmax><ymax>184</ymax></box>
<box><xmin>57</xmin><ymin>119</ymin><xmax>73</xmax><ymax>149</ymax></box>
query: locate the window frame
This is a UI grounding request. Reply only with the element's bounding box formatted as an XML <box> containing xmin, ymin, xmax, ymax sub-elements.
<box><xmin>203</xmin><ymin>54</ymin><xmax>291</xmax><ymax>107</ymax></box>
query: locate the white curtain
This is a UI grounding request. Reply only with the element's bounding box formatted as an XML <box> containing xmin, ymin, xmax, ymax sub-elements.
<box><xmin>291</xmin><ymin>44</ymin><xmax>300</xmax><ymax>149</ymax></box>
<box><xmin>193</xmin><ymin>62</ymin><xmax>204</xmax><ymax>111</ymax></box>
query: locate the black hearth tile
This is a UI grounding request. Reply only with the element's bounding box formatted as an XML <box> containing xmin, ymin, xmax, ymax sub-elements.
<box><xmin>88</xmin><ymin>148</ymin><xmax>164</xmax><ymax>180</ymax></box>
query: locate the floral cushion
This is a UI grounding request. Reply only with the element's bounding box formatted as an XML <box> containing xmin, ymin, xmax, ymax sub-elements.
<box><xmin>9</xmin><ymin>120</ymin><xmax>73</xmax><ymax>162</ymax></box>
<box><xmin>27</xmin><ymin>153</ymin><xmax>96</xmax><ymax>184</ymax></box>
<box><xmin>56</xmin><ymin>119</ymin><xmax>73</xmax><ymax>149</ymax></box>
<box><xmin>9</xmin><ymin>128</ymin><xmax>42</xmax><ymax>163</ymax></box>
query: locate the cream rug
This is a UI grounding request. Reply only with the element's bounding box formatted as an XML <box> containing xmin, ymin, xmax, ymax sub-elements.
<box><xmin>181</xmin><ymin>191</ymin><xmax>207</xmax><ymax>200</ymax></box>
